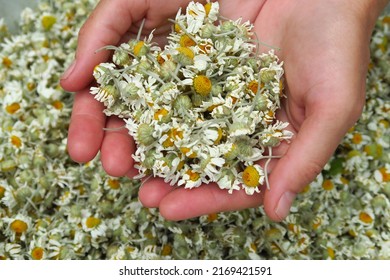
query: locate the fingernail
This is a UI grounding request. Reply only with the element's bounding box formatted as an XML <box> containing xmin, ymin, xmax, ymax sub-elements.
<box><xmin>61</xmin><ymin>60</ymin><xmax>76</xmax><ymax>80</ymax></box>
<box><xmin>275</xmin><ymin>191</ymin><xmax>296</xmax><ymax>220</ymax></box>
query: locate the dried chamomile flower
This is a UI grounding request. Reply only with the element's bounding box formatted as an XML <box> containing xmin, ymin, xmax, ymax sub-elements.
<box><xmin>92</xmin><ymin>1</ymin><xmax>292</xmax><ymax>194</ymax></box>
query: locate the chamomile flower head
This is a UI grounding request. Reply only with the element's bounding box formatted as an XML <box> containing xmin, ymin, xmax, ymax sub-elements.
<box><xmin>240</xmin><ymin>164</ymin><xmax>265</xmax><ymax>195</ymax></box>
<box><xmin>3</xmin><ymin>214</ymin><xmax>32</xmax><ymax>242</ymax></box>
<box><xmin>82</xmin><ymin>214</ymin><xmax>107</xmax><ymax>239</ymax></box>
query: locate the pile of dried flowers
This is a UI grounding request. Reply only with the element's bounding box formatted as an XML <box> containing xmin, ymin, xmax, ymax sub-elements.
<box><xmin>0</xmin><ymin>0</ymin><xmax>389</xmax><ymax>260</ymax></box>
<box><xmin>92</xmin><ymin>1</ymin><xmax>292</xmax><ymax>194</ymax></box>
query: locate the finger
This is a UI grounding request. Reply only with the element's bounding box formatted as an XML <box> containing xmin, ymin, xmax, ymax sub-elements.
<box><xmin>158</xmin><ymin>183</ymin><xmax>264</xmax><ymax>221</ymax></box>
<box><xmin>138</xmin><ymin>177</ymin><xmax>175</xmax><ymax>208</ymax></box>
<box><xmin>263</xmin><ymin>104</ymin><xmax>356</xmax><ymax>221</ymax></box>
<box><xmin>67</xmin><ymin>89</ymin><xmax>106</xmax><ymax>163</ymax></box>
<box><xmin>60</xmin><ymin>0</ymin><xmax>147</xmax><ymax>92</ymax></box>
<box><xmin>126</xmin><ymin>167</ymin><xmax>140</xmax><ymax>178</ymax></box>
<box><xmin>100</xmin><ymin>116</ymin><xmax>136</xmax><ymax>177</ymax></box>
<box><xmin>219</xmin><ymin>0</ymin><xmax>266</xmax><ymax>23</ymax></box>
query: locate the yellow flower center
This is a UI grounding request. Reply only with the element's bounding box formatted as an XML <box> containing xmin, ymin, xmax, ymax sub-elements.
<box><xmin>10</xmin><ymin>135</ymin><xmax>22</xmax><ymax>148</ymax></box>
<box><xmin>176</xmin><ymin>46</ymin><xmax>194</xmax><ymax>60</ymax></box>
<box><xmin>379</xmin><ymin>167</ymin><xmax>390</xmax><ymax>182</ymax></box>
<box><xmin>10</xmin><ymin>220</ymin><xmax>28</xmax><ymax>234</ymax></box>
<box><xmin>41</xmin><ymin>15</ymin><xmax>57</xmax><ymax>30</ymax></box>
<box><xmin>42</xmin><ymin>39</ymin><xmax>50</xmax><ymax>48</ymax></box>
<box><xmin>322</xmin><ymin>179</ymin><xmax>334</xmax><ymax>191</ymax></box>
<box><xmin>250</xmin><ymin>243</ymin><xmax>257</xmax><ymax>252</ymax></box>
<box><xmin>312</xmin><ymin>217</ymin><xmax>322</xmax><ymax>230</ymax></box>
<box><xmin>180</xmin><ymin>34</ymin><xmax>196</xmax><ymax>48</ymax></box>
<box><xmin>206</xmin><ymin>104</ymin><xmax>219</xmax><ymax>112</ymax></box>
<box><xmin>162</xmin><ymin>137</ymin><xmax>174</xmax><ymax>148</ymax></box>
<box><xmin>162</xmin><ymin>128</ymin><xmax>184</xmax><ymax>148</ymax></box>
<box><xmin>5</xmin><ymin>103</ymin><xmax>21</xmax><ymax>114</ymax></box>
<box><xmin>207</xmin><ymin>213</ymin><xmax>218</xmax><ymax>222</ymax></box>
<box><xmin>352</xmin><ymin>133</ymin><xmax>362</xmax><ymax>144</ymax></box>
<box><xmin>2</xmin><ymin>57</ymin><xmax>12</xmax><ymax>68</ymax></box>
<box><xmin>180</xmin><ymin>147</ymin><xmax>190</xmax><ymax>154</ymax></box>
<box><xmin>177</xmin><ymin>160</ymin><xmax>185</xmax><ymax>171</ymax></box>
<box><xmin>242</xmin><ymin>166</ymin><xmax>260</xmax><ymax>188</ymax></box>
<box><xmin>133</xmin><ymin>41</ymin><xmax>145</xmax><ymax>57</ymax></box>
<box><xmin>379</xmin><ymin>119</ymin><xmax>389</xmax><ymax>128</ymax></box>
<box><xmin>76</xmin><ymin>185</ymin><xmax>86</xmax><ymax>195</ymax></box>
<box><xmin>264</xmin><ymin>110</ymin><xmax>275</xmax><ymax>124</ymax></box>
<box><xmin>288</xmin><ymin>223</ymin><xmax>300</xmax><ymax>234</ymax></box>
<box><xmin>0</xmin><ymin>186</ymin><xmax>5</xmax><ymax>199</ymax></box>
<box><xmin>126</xmin><ymin>246</ymin><xmax>136</xmax><ymax>253</ymax></box>
<box><xmin>108</xmin><ymin>178</ymin><xmax>120</xmax><ymax>190</ymax></box>
<box><xmin>186</xmin><ymin>170</ymin><xmax>200</xmax><ymax>182</ymax></box>
<box><xmin>61</xmin><ymin>25</ymin><xmax>71</xmax><ymax>32</ymax></box>
<box><xmin>229</xmin><ymin>95</ymin><xmax>239</xmax><ymax>104</ymax></box>
<box><xmin>180</xmin><ymin>147</ymin><xmax>197</xmax><ymax>158</ymax></box>
<box><xmin>27</xmin><ymin>82</ymin><xmax>36</xmax><ymax>91</ymax></box>
<box><xmin>85</xmin><ymin>217</ymin><xmax>101</xmax><ymax>228</ymax></box>
<box><xmin>300</xmin><ymin>185</ymin><xmax>310</xmax><ymax>193</ymax></box>
<box><xmin>31</xmin><ymin>247</ymin><xmax>44</xmax><ymax>260</ymax></box>
<box><xmin>327</xmin><ymin>247</ymin><xmax>335</xmax><ymax>260</ymax></box>
<box><xmin>248</xmin><ymin>80</ymin><xmax>262</xmax><ymax>95</ymax></box>
<box><xmin>378</xmin><ymin>36</ymin><xmax>388</xmax><ymax>53</ymax></box>
<box><xmin>174</xmin><ymin>23</ymin><xmax>182</xmax><ymax>33</ymax></box>
<box><xmin>52</xmin><ymin>100</ymin><xmax>63</xmax><ymax>110</ymax></box>
<box><xmin>348</xmin><ymin>229</ymin><xmax>357</xmax><ymax>237</ymax></box>
<box><xmin>339</xmin><ymin>177</ymin><xmax>348</xmax><ymax>185</ymax></box>
<box><xmin>161</xmin><ymin>244</ymin><xmax>172</xmax><ymax>256</ymax></box>
<box><xmin>204</xmin><ymin>3</ymin><xmax>212</xmax><ymax>15</ymax></box>
<box><xmin>365</xmin><ymin>229</ymin><xmax>375</xmax><ymax>238</ymax></box>
<box><xmin>298</xmin><ymin>237</ymin><xmax>306</xmax><ymax>246</ymax></box>
<box><xmin>359</xmin><ymin>212</ymin><xmax>373</xmax><ymax>224</ymax></box>
<box><xmin>42</xmin><ymin>55</ymin><xmax>50</xmax><ymax>62</ymax></box>
<box><xmin>193</xmin><ymin>75</ymin><xmax>212</xmax><ymax>97</ymax></box>
<box><xmin>154</xmin><ymin>108</ymin><xmax>169</xmax><ymax>120</ymax></box>
<box><xmin>157</xmin><ymin>53</ymin><xmax>171</xmax><ymax>65</ymax></box>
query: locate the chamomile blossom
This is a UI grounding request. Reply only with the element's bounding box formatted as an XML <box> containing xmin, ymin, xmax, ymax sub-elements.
<box><xmin>240</xmin><ymin>164</ymin><xmax>265</xmax><ymax>195</ymax></box>
<box><xmin>3</xmin><ymin>214</ymin><xmax>32</xmax><ymax>242</ymax></box>
<box><xmin>374</xmin><ymin>164</ymin><xmax>390</xmax><ymax>183</ymax></box>
<box><xmin>81</xmin><ymin>214</ymin><xmax>108</xmax><ymax>239</ymax></box>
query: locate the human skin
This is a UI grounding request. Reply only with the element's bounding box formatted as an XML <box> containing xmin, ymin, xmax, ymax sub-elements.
<box><xmin>60</xmin><ymin>0</ymin><xmax>389</xmax><ymax>221</ymax></box>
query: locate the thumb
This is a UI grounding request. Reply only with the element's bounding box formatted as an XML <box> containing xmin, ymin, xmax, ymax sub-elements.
<box><xmin>60</xmin><ymin>0</ymin><xmax>146</xmax><ymax>92</ymax></box>
<box><xmin>263</xmin><ymin>103</ymin><xmax>360</xmax><ymax>221</ymax></box>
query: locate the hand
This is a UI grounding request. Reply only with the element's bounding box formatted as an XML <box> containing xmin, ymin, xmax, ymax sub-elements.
<box><xmin>61</xmin><ymin>0</ymin><xmax>387</xmax><ymax>221</ymax></box>
<box><xmin>61</xmin><ymin>0</ymin><xmax>195</xmax><ymax>177</ymax></box>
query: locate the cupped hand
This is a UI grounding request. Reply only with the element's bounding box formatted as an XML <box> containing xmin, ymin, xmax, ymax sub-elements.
<box><xmin>61</xmin><ymin>0</ymin><xmax>196</xmax><ymax>176</ymax></box>
<box><xmin>61</xmin><ymin>0</ymin><xmax>386</xmax><ymax>221</ymax></box>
